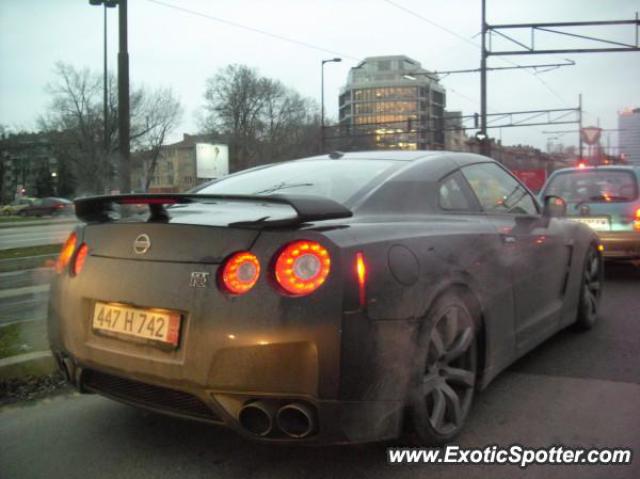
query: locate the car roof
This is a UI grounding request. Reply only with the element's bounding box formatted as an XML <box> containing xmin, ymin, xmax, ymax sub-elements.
<box><xmin>301</xmin><ymin>150</ymin><xmax>490</xmax><ymax>165</ymax></box>
<box><xmin>552</xmin><ymin>165</ymin><xmax>639</xmax><ymax>174</ymax></box>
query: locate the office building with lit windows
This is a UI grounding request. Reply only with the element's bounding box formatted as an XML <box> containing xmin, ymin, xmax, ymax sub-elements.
<box><xmin>618</xmin><ymin>107</ymin><xmax>640</xmax><ymax>165</ymax></box>
<box><xmin>337</xmin><ymin>55</ymin><xmax>446</xmax><ymax>150</ymax></box>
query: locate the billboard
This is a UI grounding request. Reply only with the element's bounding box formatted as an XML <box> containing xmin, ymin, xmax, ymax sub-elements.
<box><xmin>196</xmin><ymin>143</ymin><xmax>229</xmax><ymax>179</ymax></box>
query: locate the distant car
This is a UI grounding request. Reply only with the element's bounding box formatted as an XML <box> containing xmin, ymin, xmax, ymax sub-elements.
<box><xmin>49</xmin><ymin>151</ymin><xmax>601</xmax><ymax>445</ymax></box>
<box><xmin>19</xmin><ymin>197</ymin><xmax>74</xmax><ymax>217</ymax></box>
<box><xmin>1</xmin><ymin>197</ymin><xmax>36</xmax><ymax>216</ymax></box>
<box><xmin>540</xmin><ymin>165</ymin><xmax>640</xmax><ymax>260</ymax></box>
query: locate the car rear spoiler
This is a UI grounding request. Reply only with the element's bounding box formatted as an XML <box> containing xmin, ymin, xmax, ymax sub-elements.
<box><xmin>74</xmin><ymin>193</ymin><xmax>353</xmax><ymax>226</ymax></box>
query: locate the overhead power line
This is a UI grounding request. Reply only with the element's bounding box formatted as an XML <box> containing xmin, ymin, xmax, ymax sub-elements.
<box><xmin>381</xmin><ymin>0</ymin><xmax>572</xmax><ymax>107</ymax></box>
<box><xmin>143</xmin><ymin>0</ymin><xmax>484</xmax><ymax>109</ymax></box>
<box><xmin>145</xmin><ymin>0</ymin><xmax>360</xmax><ymax>61</ymax></box>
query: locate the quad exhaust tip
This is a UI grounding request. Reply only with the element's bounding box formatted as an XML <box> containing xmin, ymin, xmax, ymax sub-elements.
<box><xmin>238</xmin><ymin>400</ymin><xmax>277</xmax><ymax>437</ymax></box>
<box><xmin>276</xmin><ymin>402</ymin><xmax>315</xmax><ymax>438</ymax></box>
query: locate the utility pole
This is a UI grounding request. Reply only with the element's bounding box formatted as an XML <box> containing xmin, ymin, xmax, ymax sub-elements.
<box><xmin>479</xmin><ymin>3</ymin><xmax>638</xmax><ymax>160</ymax></box>
<box><xmin>89</xmin><ymin>0</ymin><xmax>118</xmax><ymax>187</ymax></box>
<box><xmin>103</xmin><ymin>5</ymin><xmax>109</xmax><ymax>153</ymax></box>
<box><xmin>321</xmin><ymin>58</ymin><xmax>341</xmax><ymax>152</ymax></box>
<box><xmin>118</xmin><ymin>0</ymin><xmax>130</xmax><ymax>193</ymax></box>
<box><xmin>578</xmin><ymin>93</ymin><xmax>583</xmax><ymax>161</ymax></box>
<box><xmin>480</xmin><ymin>0</ymin><xmax>489</xmax><ymax>156</ymax></box>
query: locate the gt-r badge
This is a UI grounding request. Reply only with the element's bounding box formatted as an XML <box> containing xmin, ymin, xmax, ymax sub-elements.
<box><xmin>133</xmin><ymin>234</ymin><xmax>151</xmax><ymax>254</ymax></box>
<box><xmin>190</xmin><ymin>272</ymin><xmax>210</xmax><ymax>288</ymax></box>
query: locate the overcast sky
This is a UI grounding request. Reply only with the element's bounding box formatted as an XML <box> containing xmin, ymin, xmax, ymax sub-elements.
<box><xmin>1</xmin><ymin>0</ymin><xmax>639</xmax><ymax>152</ymax></box>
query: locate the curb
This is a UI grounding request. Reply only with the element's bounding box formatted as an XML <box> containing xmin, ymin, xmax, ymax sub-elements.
<box><xmin>0</xmin><ymin>351</ymin><xmax>56</xmax><ymax>380</ymax></box>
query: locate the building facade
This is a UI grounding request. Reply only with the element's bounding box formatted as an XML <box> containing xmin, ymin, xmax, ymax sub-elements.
<box><xmin>618</xmin><ymin>107</ymin><xmax>640</xmax><ymax>165</ymax></box>
<box><xmin>337</xmin><ymin>55</ymin><xmax>446</xmax><ymax>151</ymax></box>
<box><xmin>444</xmin><ymin>111</ymin><xmax>467</xmax><ymax>152</ymax></box>
<box><xmin>0</xmin><ymin>132</ymin><xmax>59</xmax><ymax>203</ymax></box>
<box><xmin>132</xmin><ymin>134</ymin><xmax>226</xmax><ymax>193</ymax></box>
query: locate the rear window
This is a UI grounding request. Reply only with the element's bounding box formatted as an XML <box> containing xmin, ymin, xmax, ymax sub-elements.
<box><xmin>197</xmin><ymin>159</ymin><xmax>401</xmax><ymax>204</ymax></box>
<box><xmin>544</xmin><ymin>170</ymin><xmax>638</xmax><ymax>203</ymax></box>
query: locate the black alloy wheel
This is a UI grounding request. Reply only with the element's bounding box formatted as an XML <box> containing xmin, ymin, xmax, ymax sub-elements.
<box><xmin>410</xmin><ymin>293</ymin><xmax>477</xmax><ymax>444</ymax></box>
<box><xmin>575</xmin><ymin>245</ymin><xmax>603</xmax><ymax>330</ymax></box>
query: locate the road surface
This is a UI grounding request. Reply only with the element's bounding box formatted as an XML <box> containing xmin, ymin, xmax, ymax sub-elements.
<box><xmin>1</xmin><ymin>263</ymin><xmax>639</xmax><ymax>479</ymax></box>
<box><xmin>0</xmin><ymin>220</ymin><xmax>77</xmax><ymax>249</ymax></box>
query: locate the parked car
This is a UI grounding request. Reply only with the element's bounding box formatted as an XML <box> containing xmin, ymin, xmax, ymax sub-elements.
<box><xmin>48</xmin><ymin>151</ymin><xmax>601</xmax><ymax>445</ymax></box>
<box><xmin>1</xmin><ymin>197</ymin><xmax>36</xmax><ymax>216</ymax></box>
<box><xmin>19</xmin><ymin>197</ymin><xmax>74</xmax><ymax>217</ymax></box>
<box><xmin>540</xmin><ymin>165</ymin><xmax>640</xmax><ymax>260</ymax></box>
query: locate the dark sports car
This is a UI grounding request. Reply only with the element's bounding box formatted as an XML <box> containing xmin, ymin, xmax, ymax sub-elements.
<box><xmin>48</xmin><ymin>151</ymin><xmax>602</xmax><ymax>445</ymax></box>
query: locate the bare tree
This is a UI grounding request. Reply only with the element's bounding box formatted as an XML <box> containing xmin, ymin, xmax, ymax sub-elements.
<box><xmin>39</xmin><ymin>62</ymin><xmax>182</xmax><ymax>195</ymax></box>
<box><xmin>201</xmin><ymin>64</ymin><xmax>320</xmax><ymax>171</ymax></box>
<box><xmin>39</xmin><ymin>63</ymin><xmax>105</xmax><ymax>194</ymax></box>
<box><xmin>132</xmin><ymin>87</ymin><xmax>183</xmax><ymax>191</ymax></box>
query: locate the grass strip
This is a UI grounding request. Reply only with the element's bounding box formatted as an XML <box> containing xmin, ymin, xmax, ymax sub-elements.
<box><xmin>0</xmin><ymin>321</ymin><xmax>49</xmax><ymax>360</ymax></box>
<box><xmin>0</xmin><ymin>244</ymin><xmax>62</xmax><ymax>261</ymax></box>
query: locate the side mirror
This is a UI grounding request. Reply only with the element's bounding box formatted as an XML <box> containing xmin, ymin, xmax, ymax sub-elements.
<box><xmin>543</xmin><ymin>195</ymin><xmax>567</xmax><ymax>218</ymax></box>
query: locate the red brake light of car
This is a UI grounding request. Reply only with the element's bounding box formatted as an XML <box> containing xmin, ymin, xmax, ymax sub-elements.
<box><xmin>72</xmin><ymin>243</ymin><xmax>89</xmax><ymax>275</ymax></box>
<box><xmin>219</xmin><ymin>252</ymin><xmax>261</xmax><ymax>294</ymax></box>
<box><xmin>634</xmin><ymin>208</ymin><xmax>640</xmax><ymax>232</ymax></box>
<box><xmin>355</xmin><ymin>252</ymin><xmax>367</xmax><ymax>307</ymax></box>
<box><xmin>274</xmin><ymin>240</ymin><xmax>331</xmax><ymax>296</ymax></box>
<box><xmin>119</xmin><ymin>197</ymin><xmax>178</xmax><ymax>205</ymax></box>
<box><xmin>56</xmin><ymin>232</ymin><xmax>77</xmax><ymax>273</ymax></box>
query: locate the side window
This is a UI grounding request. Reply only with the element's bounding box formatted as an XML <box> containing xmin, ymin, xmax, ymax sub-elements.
<box><xmin>439</xmin><ymin>174</ymin><xmax>472</xmax><ymax>211</ymax></box>
<box><xmin>462</xmin><ymin>163</ymin><xmax>538</xmax><ymax>215</ymax></box>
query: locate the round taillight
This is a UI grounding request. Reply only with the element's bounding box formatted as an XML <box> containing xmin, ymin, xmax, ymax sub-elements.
<box><xmin>274</xmin><ymin>240</ymin><xmax>331</xmax><ymax>296</ymax></box>
<box><xmin>56</xmin><ymin>232</ymin><xmax>77</xmax><ymax>273</ymax></box>
<box><xmin>220</xmin><ymin>252</ymin><xmax>261</xmax><ymax>294</ymax></box>
<box><xmin>72</xmin><ymin>243</ymin><xmax>89</xmax><ymax>275</ymax></box>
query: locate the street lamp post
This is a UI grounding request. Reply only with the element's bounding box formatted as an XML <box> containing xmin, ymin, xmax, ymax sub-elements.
<box><xmin>321</xmin><ymin>58</ymin><xmax>341</xmax><ymax>152</ymax></box>
<box><xmin>89</xmin><ymin>0</ymin><xmax>129</xmax><ymax>193</ymax></box>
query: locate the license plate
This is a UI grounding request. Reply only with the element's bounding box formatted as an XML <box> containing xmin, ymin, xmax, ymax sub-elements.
<box><xmin>569</xmin><ymin>217</ymin><xmax>610</xmax><ymax>231</ymax></box>
<box><xmin>92</xmin><ymin>302</ymin><xmax>181</xmax><ymax>347</ymax></box>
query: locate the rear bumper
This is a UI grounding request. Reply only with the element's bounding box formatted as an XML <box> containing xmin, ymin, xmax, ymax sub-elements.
<box><xmin>47</xmin><ymin>263</ymin><xmax>414</xmax><ymax>444</ymax></box>
<box><xmin>597</xmin><ymin>231</ymin><xmax>640</xmax><ymax>259</ymax></box>
<box><xmin>51</xmin><ymin>350</ymin><xmax>404</xmax><ymax>445</ymax></box>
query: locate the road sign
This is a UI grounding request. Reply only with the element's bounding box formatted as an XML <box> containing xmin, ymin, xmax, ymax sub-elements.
<box><xmin>580</xmin><ymin>127</ymin><xmax>602</xmax><ymax>145</ymax></box>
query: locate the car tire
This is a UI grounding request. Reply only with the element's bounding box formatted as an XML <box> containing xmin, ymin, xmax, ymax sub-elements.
<box><xmin>407</xmin><ymin>291</ymin><xmax>478</xmax><ymax>445</ymax></box>
<box><xmin>574</xmin><ymin>244</ymin><xmax>603</xmax><ymax>330</ymax></box>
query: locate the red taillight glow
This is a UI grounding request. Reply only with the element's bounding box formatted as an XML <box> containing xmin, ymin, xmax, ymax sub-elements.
<box><xmin>274</xmin><ymin>240</ymin><xmax>331</xmax><ymax>296</ymax></box>
<box><xmin>119</xmin><ymin>197</ymin><xmax>178</xmax><ymax>205</ymax></box>
<box><xmin>634</xmin><ymin>208</ymin><xmax>640</xmax><ymax>232</ymax></box>
<box><xmin>72</xmin><ymin>243</ymin><xmax>89</xmax><ymax>275</ymax></box>
<box><xmin>355</xmin><ymin>252</ymin><xmax>367</xmax><ymax>307</ymax></box>
<box><xmin>56</xmin><ymin>232</ymin><xmax>77</xmax><ymax>273</ymax></box>
<box><xmin>220</xmin><ymin>252</ymin><xmax>260</xmax><ymax>294</ymax></box>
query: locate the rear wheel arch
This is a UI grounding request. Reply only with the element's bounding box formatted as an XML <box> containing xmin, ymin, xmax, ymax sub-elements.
<box><xmin>413</xmin><ymin>283</ymin><xmax>487</xmax><ymax>388</ymax></box>
<box><xmin>405</xmin><ymin>283</ymin><xmax>485</xmax><ymax>444</ymax></box>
